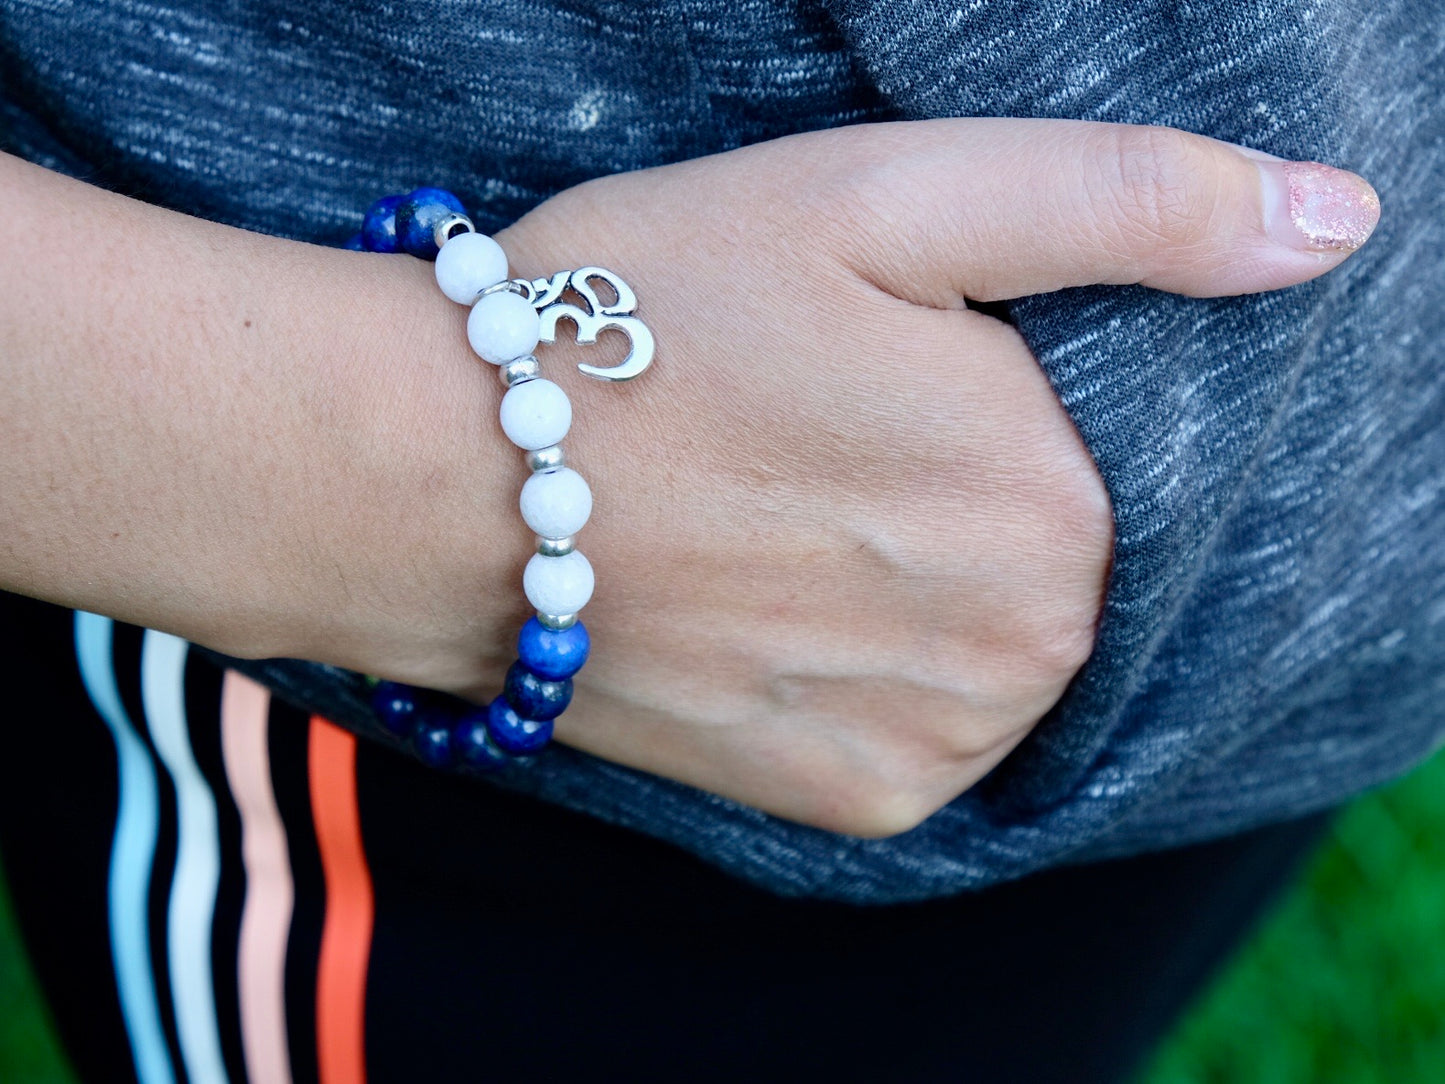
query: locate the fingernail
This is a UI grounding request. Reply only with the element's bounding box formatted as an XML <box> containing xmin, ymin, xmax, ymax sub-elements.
<box><xmin>1261</xmin><ymin>161</ymin><xmax>1380</xmax><ymax>253</ymax></box>
<box><xmin>1234</xmin><ymin>145</ymin><xmax>1286</xmax><ymax>163</ymax></box>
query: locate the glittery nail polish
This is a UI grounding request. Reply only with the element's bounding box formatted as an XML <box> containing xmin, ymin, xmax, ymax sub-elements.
<box><xmin>1281</xmin><ymin>162</ymin><xmax>1380</xmax><ymax>252</ymax></box>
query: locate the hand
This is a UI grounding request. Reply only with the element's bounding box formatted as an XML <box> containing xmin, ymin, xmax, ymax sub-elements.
<box><xmin>483</xmin><ymin>120</ymin><xmax>1377</xmax><ymax>834</ymax></box>
<box><xmin>0</xmin><ymin>123</ymin><xmax>1376</xmax><ymax>836</ymax></box>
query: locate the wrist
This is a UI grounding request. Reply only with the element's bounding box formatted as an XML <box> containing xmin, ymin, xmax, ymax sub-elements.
<box><xmin>256</xmin><ymin>243</ymin><xmax>524</xmax><ymax>689</ymax></box>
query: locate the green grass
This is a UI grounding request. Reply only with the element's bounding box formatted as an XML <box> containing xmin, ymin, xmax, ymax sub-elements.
<box><xmin>4</xmin><ymin>751</ymin><xmax>1445</xmax><ymax>1083</ymax></box>
<box><xmin>1141</xmin><ymin>750</ymin><xmax>1445</xmax><ymax>1084</ymax></box>
<box><xmin>0</xmin><ymin>858</ymin><xmax>77</xmax><ymax>1084</ymax></box>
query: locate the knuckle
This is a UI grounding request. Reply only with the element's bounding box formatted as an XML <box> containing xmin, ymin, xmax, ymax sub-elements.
<box><xmin>1005</xmin><ymin>564</ymin><xmax>1107</xmax><ymax>682</ymax></box>
<box><xmin>1044</xmin><ymin>456</ymin><xmax>1116</xmax><ymax>584</ymax></box>
<box><xmin>1005</xmin><ymin>448</ymin><xmax>1114</xmax><ymax>683</ymax></box>
<box><xmin>979</xmin><ymin>560</ymin><xmax>1106</xmax><ymax>691</ymax></box>
<box><xmin>787</xmin><ymin>738</ymin><xmax>953</xmax><ymax>839</ymax></box>
<box><xmin>1023</xmin><ymin>612</ymin><xmax>1102</xmax><ymax>682</ymax></box>
<box><xmin>1005</xmin><ymin>545</ymin><xmax>1109</xmax><ymax>683</ymax></box>
<box><xmin>934</xmin><ymin>698</ymin><xmax>1024</xmax><ymax>763</ymax></box>
<box><xmin>822</xmin><ymin>730</ymin><xmax>1002</xmax><ymax>838</ymax></box>
<box><xmin>1100</xmin><ymin>126</ymin><xmax>1222</xmax><ymax>253</ymax></box>
<box><xmin>832</xmin><ymin>783</ymin><xmax>943</xmax><ymax>839</ymax></box>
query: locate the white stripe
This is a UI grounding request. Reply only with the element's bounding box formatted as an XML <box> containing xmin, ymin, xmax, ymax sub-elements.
<box><xmin>141</xmin><ymin>630</ymin><xmax>231</xmax><ymax>1084</ymax></box>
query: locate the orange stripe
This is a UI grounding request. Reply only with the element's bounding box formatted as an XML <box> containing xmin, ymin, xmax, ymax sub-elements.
<box><xmin>308</xmin><ymin>718</ymin><xmax>373</xmax><ymax>1084</ymax></box>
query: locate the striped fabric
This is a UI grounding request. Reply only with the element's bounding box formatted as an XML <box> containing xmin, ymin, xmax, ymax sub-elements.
<box><xmin>75</xmin><ymin>613</ymin><xmax>373</xmax><ymax>1084</ymax></box>
<box><xmin>221</xmin><ymin>673</ymin><xmax>295</xmax><ymax>1084</ymax></box>
<box><xmin>74</xmin><ymin>614</ymin><xmax>175</xmax><ymax>1084</ymax></box>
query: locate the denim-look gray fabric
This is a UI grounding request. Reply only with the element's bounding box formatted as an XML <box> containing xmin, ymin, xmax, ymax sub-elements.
<box><xmin>3</xmin><ymin>0</ymin><xmax>1442</xmax><ymax>901</ymax></box>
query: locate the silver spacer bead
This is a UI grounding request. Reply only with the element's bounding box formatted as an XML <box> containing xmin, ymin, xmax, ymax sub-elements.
<box><xmin>499</xmin><ymin>356</ymin><xmax>540</xmax><ymax>387</ymax></box>
<box><xmin>432</xmin><ymin>212</ymin><xmax>475</xmax><ymax>250</ymax></box>
<box><xmin>536</xmin><ymin>535</ymin><xmax>576</xmax><ymax>557</ymax></box>
<box><xmin>537</xmin><ymin>611</ymin><xmax>579</xmax><ymax>631</ymax></box>
<box><xmin>525</xmin><ymin>445</ymin><xmax>566</xmax><ymax>472</ymax></box>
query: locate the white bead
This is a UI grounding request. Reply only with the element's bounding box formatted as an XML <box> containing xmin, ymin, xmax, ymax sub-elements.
<box><xmin>467</xmin><ymin>290</ymin><xmax>541</xmax><ymax>364</ymax></box>
<box><xmin>434</xmin><ymin>232</ymin><xmax>509</xmax><ymax>304</ymax></box>
<box><xmin>523</xmin><ymin>551</ymin><xmax>594</xmax><ymax>614</ymax></box>
<box><xmin>499</xmin><ymin>378</ymin><xmax>572</xmax><ymax>450</ymax></box>
<box><xmin>520</xmin><ymin>467</ymin><xmax>593</xmax><ymax>538</ymax></box>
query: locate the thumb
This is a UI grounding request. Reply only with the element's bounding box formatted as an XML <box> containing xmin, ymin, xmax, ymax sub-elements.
<box><xmin>823</xmin><ymin>119</ymin><xmax>1380</xmax><ymax>305</ymax></box>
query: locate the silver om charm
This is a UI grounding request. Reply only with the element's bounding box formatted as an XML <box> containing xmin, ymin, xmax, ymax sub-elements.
<box><xmin>511</xmin><ymin>267</ymin><xmax>655</xmax><ymax>382</ymax></box>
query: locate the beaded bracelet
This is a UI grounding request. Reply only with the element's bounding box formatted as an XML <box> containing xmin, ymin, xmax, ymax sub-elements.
<box><xmin>346</xmin><ymin>187</ymin><xmax>654</xmax><ymax>772</ymax></box>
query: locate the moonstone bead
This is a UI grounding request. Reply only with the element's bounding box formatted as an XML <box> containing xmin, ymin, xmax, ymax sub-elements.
<box><xmin>499</xmin><ymin>378</ymin><xmax>572</xmax><ymax>450</ymax></box>
<box><xmin>520</xmin><ymin>467</ymin><xmax>592</xmax><ymax>538</ymax></box>
<box><xmin>517</xmin><ymin>617</ymin><xmax>590</xmax><ymax>680</ymax></box>
<box><xmin>523</xmin><ymin>550</ymin><xmax>594</xmax><ymax>614</ymax></box>
<box><xmin>467</xmin><ymin>290</ymin><xmax>541</xmax><ymax>364</ymax></box>
<box><xmin>434</xmin><ymin>232</ymin><xmax>509</xmax><ymax>304</ymax></box>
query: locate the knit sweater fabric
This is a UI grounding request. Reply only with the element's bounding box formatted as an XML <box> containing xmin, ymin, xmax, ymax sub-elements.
<box><xmin>3</xmin><ymin>0</ymin><xmax>1442</xmax><ymax>901</ymax></box>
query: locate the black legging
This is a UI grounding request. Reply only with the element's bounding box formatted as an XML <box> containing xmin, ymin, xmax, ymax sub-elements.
<box><xmin>0</xmin><ymin>591</ymin><xmax>1329</xmax><ymax>1083</ymax></box>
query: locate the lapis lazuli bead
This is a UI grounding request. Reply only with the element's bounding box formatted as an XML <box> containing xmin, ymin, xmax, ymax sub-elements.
<box><xmin>486</xmin><ymin>696</ymin><xmax>553</xmax><ymax>756</ymax></box>
<box><xmin>412</xmin><ymin>716</ymin><xmax>456</xmax><ymax>769</ymax></box>
<box><xmin>395</xmin><ymin>187</ymin><xmax>466</xmax><ymax>260</ymax></box>
<box><xmin>453</xmin><ymin>713</ymin><xmax>510</xmax><ymax>773</ymax></box>
<box><xmin>371</xmin><ymin>680</ymin><xmax>418</xmax><ymax>738</ymax></box>
<box><xmin>342</xmin><ymin>232</ymin><xmax>365</xmax><ymax>251</ymax></box>
<box><xmin>517</xmin><ymin>616</ymin><xmax>590</xmax><ymax>680</ymax></box>
<box><xmin>362</xmin><ymin>193</ymin><xmax>405</xmax><ymax>253</ymax></box>
<box><xmin>503</xmin><ymin>660</ymin><xmax>572</xmax><ymax>721</ymax></box>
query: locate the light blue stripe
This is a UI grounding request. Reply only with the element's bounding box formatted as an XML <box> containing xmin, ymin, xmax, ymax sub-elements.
<box><xmin>141</xmin><ymin>630</ymin><xmax>232</xmax><ymax>1084</ymax></box>
<box><xmin>74</xmin><ymin>612</ymin><xmax>177</xmax><ymax>1084</ymax></box>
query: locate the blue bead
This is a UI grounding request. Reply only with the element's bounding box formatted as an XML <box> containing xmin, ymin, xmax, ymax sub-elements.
<box><xmin>371</xmin><ymin>680</ymin><xmax>418</xmax><ymax>738</ymax></box>
<box><xmin>503</xmin><ymin>661</ymin><xmax>572</xmax><ymax>721</ymax></box>
<box><xmin>342</xmin><ymin>232</ymin><xmax>365</xmax><ymax>251</ymax></box>
<box><xmin>453</xmin><ymin>712</ymin><xmax>510</xmax><ymax>773</ymax></box>
<box><xmin>486</xmin><ymin>696</ymin><xmax>553</xmax><ymax>756</ymax></box>
<box><xmin>516</xmin><ymin>617</ymin><xmax>591</xmax><ymax>680</ymax></box>
<box><xmin>361</xmin><ymin>193</ymin><xmax>405</xmax><ymax>252</ymax></box>
<box><xmin>394</xmin><ymin>187</ymin><xmax>466</xmax><ymax>260</ymax></box>
<box><xmin>411</xmin><ymin>714</ymin><xmax>456</xmax><ymax>768</ymax></box>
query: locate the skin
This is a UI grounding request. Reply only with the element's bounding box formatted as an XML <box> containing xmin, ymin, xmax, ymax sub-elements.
<box><xmin>0</xmin><ymin>119</ymin><xmax>1376</xmax><ymax>836</ymax></box>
